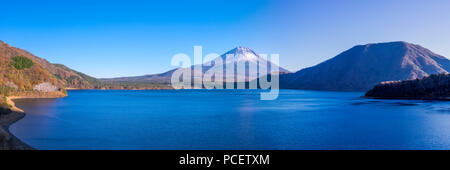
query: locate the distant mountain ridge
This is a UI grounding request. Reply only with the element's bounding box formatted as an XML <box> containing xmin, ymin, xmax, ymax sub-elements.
<box><xmin>3</xmin><ymin>40</ymin><xmax>449</xmax><ymax>94</ymax></box>
<box><xmin>279</xmin><ymin>41</ymin><xmax>450</xmax><ymax>91</ymax></box>
<box><xmin>102</xmin><ymin>47</ymin><xmax>290</xmax><ymax>84</ymax></box>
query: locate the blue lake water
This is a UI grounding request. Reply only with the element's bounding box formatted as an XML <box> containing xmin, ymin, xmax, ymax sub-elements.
<box><xmin>10</xmin><ymin>89</ymin><xmax>450</xmax><ymax>150</ymax></box>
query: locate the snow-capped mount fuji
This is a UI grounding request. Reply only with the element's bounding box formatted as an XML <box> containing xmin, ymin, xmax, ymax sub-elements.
<box><xmin>200</xmin><ymin>46</ymin><xmax>290</xmax><ymax>82</ymax></box>
<box><xmin>220</xmin><ymin>46</ymin><xmax>272</xmax><ymax>64</ymax></box>
<box><xmin>102</xmin><ymin>47</ymin><xmax>290</xmax><ymax>84</ymax></box>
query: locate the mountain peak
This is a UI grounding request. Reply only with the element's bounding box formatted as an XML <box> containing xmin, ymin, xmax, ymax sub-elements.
<box><xmin>218</xmin><ymin>46</ymin><xmax>290</xmax><ymax>73</ymax></box>
<box><xmin>227</xmin><ymin>46</ymin><xmax>256</xmax><ymax>55</ymax></box>
<box><xmin>364</xmin><ymin>41</ymin><xmax>410</xmax><ymax>46</ymax></box>
<box><xmin>220</xmin><ymin>46</ymin><xmax>259</xmax><ymax>63</ymax></box>
<box><xmin>281</xmin><ymin>41</ymin><xmax>450</xmax><ymax>91</ymax></box>
<box><xmin>350</xmin><ymin>41</ymin><xmax>411</xmax><ymax>51</ymax></box>
<box><xmin>371</xmin><ymin>41</ymin><xmax>409</xmax><ymax>45</ymax></box>
<box><xmin>357</xmin><ymin>41</ymin><xmax>448</xmax><ymax>60</ymax></box>
<box><xmin>234</xmin><ymin>46</ymin><xmax>252</xmax><ymax>51</ymax></box>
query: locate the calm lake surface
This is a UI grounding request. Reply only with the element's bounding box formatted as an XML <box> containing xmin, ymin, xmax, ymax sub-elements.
<box><xmin>10</xmin><ymin>89</ymin><xmax>450</xmax><ymax>150</ymax></box>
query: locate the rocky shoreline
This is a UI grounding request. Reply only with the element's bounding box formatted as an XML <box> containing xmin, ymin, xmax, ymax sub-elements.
<box><xmin>0</xmin><ymin>94</ymin><xmax>68</xmax><ymax>150</ymax></box>
<box><xmin>0</xmin><ymin>105</ymin><xmax>34</xmax><ymax>150</ymax></box>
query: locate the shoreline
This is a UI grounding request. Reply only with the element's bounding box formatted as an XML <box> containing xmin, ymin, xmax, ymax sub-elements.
<box><xmin>362</xmin><ymin>96</ymin><xmax>450</xmax><ymax>101</ymax></box>
<box><xmin>8</xmin><ymin>95</ymin><xmax>66</xmax><ymax>100</ymax></box>
<box><xmin>0</xmin><ymin>97</ymin><xmax>34</xmax><ymax>150</ymax></box>
<box><xmin>0</xmin><ymin>95</ymin><xmax>67</xmax><ymax>150</ymax></box>
<box><xmin>0</xmin><ymin>95</ymin><xmax>69</xmax><ymax>150</ymax></box>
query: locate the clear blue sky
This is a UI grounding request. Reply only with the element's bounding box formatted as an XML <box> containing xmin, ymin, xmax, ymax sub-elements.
<box><xmin>1</xmin><ymin>0</ymin><xmax>449</xmax><ymax>78</ymax></box>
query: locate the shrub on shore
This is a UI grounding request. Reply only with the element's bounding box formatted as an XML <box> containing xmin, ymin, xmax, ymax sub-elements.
<box><xmin>0</xmin><ymin>85</ymin><xmax>13</xmax><ymax>97</ymax></box>
<box><xmin>0</xmin><ymin>96</ymin><xmax>9</xmax><ymax>109</ymax></box>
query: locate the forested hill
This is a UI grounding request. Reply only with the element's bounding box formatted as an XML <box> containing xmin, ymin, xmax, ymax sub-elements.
<box><xmin>0</xmin><ymin>40</ymin><xmax>100</xmax><ymax>101</ymax></box>
<box><xmin>365</xmin><ymin>74</ymin><xmax>450</xmax><ymax>99</ymax></box>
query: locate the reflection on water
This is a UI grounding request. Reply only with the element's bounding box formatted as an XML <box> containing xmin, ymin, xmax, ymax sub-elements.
<box><xmin>10</xmin><ymin>89</ymin><xmax>450</xmax><ymax>150</ymax></box>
